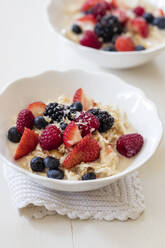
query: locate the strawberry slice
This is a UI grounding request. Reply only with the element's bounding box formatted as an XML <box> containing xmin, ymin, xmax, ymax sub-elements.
<box><xmin>14</xmin><ymin>128</ymin><xmax>38</xmax><ymax>160</ymax></box>
<box><xmin>27</xmin><ymin>102</ymin><xmax>46</xmax><ymax>117</ymax></box>
<box><xmin>77</xmin><ymin>14</ymin><xmax>97</xmax><ymax>24</ymax></box>
<box><xmin>63</xmin><ymin>134</ymin><xmax>100</xmax><ymax>169</ymax></box>
<box><xmin>130</xmin><ymin>18</ymin><xmax>149</xmax><ymax>38</ymax></box>
<box><xmin>63</xmin><ymin>121</ymin><xmax>82</xmax><ymax>148</ymax></box>
<box><xmin>81</xmin><ymin>0</ymin><xmax>104</xmax><ymax>12</ymax></box>
<box><xmin>112</xmin><ymin>9</ymin><xmax>129</xmax><ymax>25</ymax></box>
<box><xmin>73</xmin><ymin>88</ymin><xmax>94</xmax><ymax>111</ymax></box>
<box><xmin>115</xmin><ymin>36</ymin><xmax>135</xmax><ymax>52</ymax></box>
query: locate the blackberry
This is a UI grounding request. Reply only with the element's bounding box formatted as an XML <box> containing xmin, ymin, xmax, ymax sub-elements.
<box><xmin>94</xmin><ymin>15</ymin><xmax>123</xmax><ymax>42</ymax></box>
<box><xmin>44</xmin><ymin>103</ymin><xmax>67</xmax><ymax>123</ymax></box>
<box><xmin>88</xmin><ymin>108</ymin><xmax>114</xmax><ymax>132</ymax></box>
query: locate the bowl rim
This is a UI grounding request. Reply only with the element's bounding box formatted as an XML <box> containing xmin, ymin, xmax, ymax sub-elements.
<box><xmin>0</xmin><ymin>69</ymin><xmax>163</xmax><ymax>187</ymax></box>
<box><xmin>46</xmin><ymin>0</ymin><xmax>165</xmax><ymax>56</ymax></box>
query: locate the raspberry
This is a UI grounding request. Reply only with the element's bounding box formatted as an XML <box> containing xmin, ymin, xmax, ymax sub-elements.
<box><xmin>39</xmin><ymin>125</ymin><xmax>62</xmax><ymax>150</ymax></box>
<box><xmin>80</xmin><ymin>30</ymin><xmax>102</xmax><ymax>49</ymax></box>
<box><xmin>115</xmin><ymin>36</ymin><xmax>135</xmax><ymax>52</ymax></box>
<box><xmin>133</xmin><ymin>6</ymin><xmax>145</xmax><ymax>17</ymax></box>
<box><xmin>116</xmin><ymin>133</ymin><xmax>144</xmax><ymax>158</ymax></box>
<box><xmin>75</xmin><ymin>112</ymin><xmax>100</xmax><ymax>136</ymax></box>
<box><xmin>16</xmin><ymin>109</ymin><xmax>34</xmax><ymax>134</ymax></box>
<box><xmin>92</xmin><ymin>1</ymin><xmax>112</xmax><ymax>20</ymax></box>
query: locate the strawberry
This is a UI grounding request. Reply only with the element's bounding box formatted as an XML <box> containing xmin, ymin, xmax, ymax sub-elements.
<box><xmin>39</xmin><ymin>125</ymin><xmax>62</xmax><ymax>150</ymax></box>
<box><xmin>63</xmin><ymin>121</ymin><xmax>82</xmax><ymax>148</ymax></box>
<box><xmin>73</xmin><ymin>88</ymin><xmax>94</xmax><ymax>111</ymax></box>
<box><xmin>63</xmin><ymin>134</ymin><xmax>100</xmax><ymax>169</ymax></box>
<box><xmin>115</xmin><ymin>36</ymin><xmax>135</xmax><ymax>52</ymax></box>
<box><xmin>75</xmin><ymin>112</ymin><xmax>100</xmax><ymax>136</ymax></box>
<box><xmin>112</xmin><ymin>9</ymin><xmax>129</xmax><ymax>25</ymax></box>
<box><xmin>130</xmin><ymin>18</ymin><xmax>149</xmax><ymax>38</ymax></box>
<box><xmin>14</xmin><ymin>128</ymin><xmax>38</xmax><ymax>160</ymax></box>
<box><xmin>27</xmin><ymin>101</ymin><xmax>46</xmax><ymax>117</ymax></box>
<box><xmin>81</xmin><ymin>0</ymin><xmax>104</xmax><ymax>12</ymax></box>
<box><xmin>16</xmin><ymin>109</ymin><xmax>34</xmax><ymax>134</ymax></box>
<box><xmin>77</xmin><ymin>15</ymin><xmax>97</xmax><ymax>24</ymax></box>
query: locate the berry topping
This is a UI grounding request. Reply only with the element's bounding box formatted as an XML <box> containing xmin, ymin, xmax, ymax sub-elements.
<box><xmin>14</xmin><ymin>128</ymin><xmax>38</xmax><ymax>160</ymax></box>
<box><xmin>80</xmin><ymin>30</ymin><xmax>102</xmax><ymax>49</ymax></box>
<box><xmin>34</xmin><ymin>116</ymin><xmax>48</xmax><ymax>129</ymax></box>
<box><xmin>8</xmin><ymin>127</ymin><xmax>22</xmax><ymax>143</ymax></box>
<box><xmin>75</xmin><ymin>112</ymin><xmax>100</xmax><ymax>136</ymax></box>
<box><xmin>116</xmin><ymin>133</ymin><xmax>144</xmax><ymax>158</ymax></box>
<box><xmin>77</xmin><ymin>14</ymin><xmax>97</xmax><ymax>24</ymax></box>
<box><xmin>133</xmin><ymin>6</ymin><xmax>145</xmax><ymax>17</ymax></box>
<box><xmin>30</xmin><ymin>157</ymin><xmax>45</xmax><ymax>172</ymax></box>
<box><xmin>39</xmin><ymin>125</ymin><xmax>62</xmax><ymax>151</ymax></box>
<box><xmin>130</xmin><ymin>18</ymin><xmax>149</xmax><ymax>38</ymax></box>
<box><xmin>73</xmin><ymin>88</ymin><xmax>94</xmax><ymax>111</ymax></box>
<box><xmin>63</xmin><ymin>134</ymin><xmax>100</xmax><ymax>169</ymax></box>
<box><xmin>82</xmin><ymin>172</ymin><xmax>96</xmax><ymax>180</ymax></box>
<box><xmin>88</xmin><ymin>109</ymin><xmax>114</xmax><ymax>132</ymax></box>
<box><xmin>47</xmin><ymin>169</ymin><xmax>64</xmax><ymax>180</ymax></box>
<box><xmin>143</xmin><ymin>13</ymin><xmax>154</xmax><ymax>23</ymax></box>
<box><xmin>16</xmin><ymin>109</ymin><xmax>34</xmax><ymax>134</ymax></box>
<box><xmin>44</xmin><ymin>103</ymin><xmax>68</xmax><ymax>123</ymax></box>
<box><xmin>94</xmin><ymin>15</ymin><xmax>123</xmax><ymax>42</ymax></box>
<box><xmin>60</xmin><ymin>122</ymin><xmax>68</xmax><ymax>130</ymax></box>
<box><xmin>152</xmin><ymin>17</ymin><xmax>165</xmax><ymax>29</ymax></box>
<box><xmin>44</xmin><ymin>156</ymin><xmax>60</xmax><ymax>170</ymax></box>
<box><xmin>135</xmin><ymin>45</ymin><xmax>146</xmax><ymax>51</ymax></box>
<box><xmin>92</xmin><ymin>1</ymin><xmax>112</xmax><ymax>20</ymax></box>
<box><xmin>72</xmin><ymin>24</ymin><xmax>82</xmax><ymax>34</ymax></box>
<box><xmin>70</xmin><ymin>102</ymin><xmax>83</xmax><ymax>112</ymax></box>
<box><xmin>115</xmin><ymin>36</ymin><xmax>135</xmax><ymax>52</ymax></box>
<box><xmin>63</xmin><ymin>121</ymin><xmax>82</xmax><ymax>147</ymax></box>
<box><xmin>27</xmin><ymin>102</ymin><xmax>46</xmax><ymax>117</ymax></box>
<box><xmin>112</xmin><ymin>9</ymin><xmax>128</xmax><ymax>25</ymax></box>
<box><xmin>104</xmin><ymin>45</ymin><xmax>116</xmax><ymax>51</ymax></box>
<box><xmin>81</xmin><ymin>0</ymin><xmax>104</xmax><ymax>12</ymax></box>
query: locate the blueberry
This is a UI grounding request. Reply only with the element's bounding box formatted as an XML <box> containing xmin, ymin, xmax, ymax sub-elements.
<box><xmin>135</xmin><ymin>45</ymin><xmax>146</xmax><ymax>51</ymax></box>
<box><xmin>30</xmin><ymin>157</ymin><xmax>45</xmax><ymax>172</ymax></box>
<box><xmin>104</xmin><ymin>46</ymin><xmax>116</xmax><ymax>52</ymax></box>
<box><xmin>70</xmin><ymin>102</ymin><xmax>83</xmax><ymax>111</ymax></box>
<box><xmin>143</xmin><ymin>13</ymin><xmax>154</xmax><ymax>23</ymax></box>
<box><xmin>152</xmin><ymin>17</ymin><xmax>165</xmax><ymax>29</ymax></box>
<box><xmin>47</xmin><ymin>169</ymin><xmax>64</xmax><ymax>179</ymax></box>
<box><xmin>8</xmin><ymin>127</ymin><xmax>22</xmax><ymax>143</ymax></box>
<box><xmin>60</xmin><ymin>122</ymin><xmax>68</xmax><ymax>130</ymax></box>
<box><xmin>82</xmin><ymin>172</ymin><xmax>96</xmax><ymax>180</ymax></box>
<box><xmin>34</xmin><ymin>116</ymin><xmax>48</xmax><ymax>129</ymax></box>
<box><xmin>72</xmin><ymin>24</ymin><xmax>82</xmax><ymax>34</ymax></box>
<box><xmin>44</xmin><ymin>156</ymin><xmax>60</xmax><ymax>170</ymax></box>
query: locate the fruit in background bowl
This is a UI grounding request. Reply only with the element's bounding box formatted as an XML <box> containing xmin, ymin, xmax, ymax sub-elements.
<box><xmin>63</xmin><ymin>0</ymin><xmax>165</xmax><ymax>52</ymax></box>
<box><xmin>7</xmin><ymin>88</ymin><xmax>144</xmax><ymax>181</ymax></box>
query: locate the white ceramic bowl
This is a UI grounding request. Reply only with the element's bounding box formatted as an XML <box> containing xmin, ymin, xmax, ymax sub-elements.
<box><xmin>47</xmin><ymin>0</ymin><xmax>165</xmax><ymax>69</ymax></box>
<box><xmin>0</xmin><ymin>70</ymin><xmax>163</xmax><ymax>191</ymax></box>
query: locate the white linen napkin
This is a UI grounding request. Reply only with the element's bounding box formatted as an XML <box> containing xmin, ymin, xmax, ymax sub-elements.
<box><xmin>3</xmin><ymin>165</ymin><xmax>145</xmax><ymax>220</ymax></box>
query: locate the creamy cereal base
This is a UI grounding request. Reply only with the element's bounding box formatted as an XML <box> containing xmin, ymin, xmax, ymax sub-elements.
<box><xmin>9</xmin><ymin>95</ymin><xmax>135</xmax><ymax>181</ymax></box>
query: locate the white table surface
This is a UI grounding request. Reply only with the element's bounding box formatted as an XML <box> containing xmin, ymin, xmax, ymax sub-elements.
<box><xmin>1</xmin><ymin>0</ymin><xmax>165</xmax><ymax>247</ymax></box>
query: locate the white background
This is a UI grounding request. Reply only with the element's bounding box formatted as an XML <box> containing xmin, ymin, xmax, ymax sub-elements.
<box><xmin>1</xmin><ymin>0</ymin><xmax>165</xmax><ymax>247</ymax></box>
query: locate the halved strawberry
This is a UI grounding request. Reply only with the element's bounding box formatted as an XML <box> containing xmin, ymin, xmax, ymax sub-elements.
<box><xmin>81</xmin><ymin>0</ymin><xmax>104</xmax><ymax>12</ymax></box>
<box><xmin>130</xmin><ymin>18</ymin><xmax>149</xmax><ymax>38</ymax></box>
<box><xmin>63</xmin><ymin>121</ymin><xmax>82</xmax><ymax>148</ymax></box>
<box><xmin>112</xmin><ymin>9</ymin><xmax>129</xmax><ymax>25</ymax></box>
<box><xmin>115</xmin><ymin>36</ymin><xmax>135</xmax><ymax>52</ymax></box>
<box><xmin>63</xmin><ymin>134</ymin><xmax>100</xmax><ymax>169</ymax></box>
<box><xmin>77</xmin><ymin>15</ymin><xmax>97</xmax><ymax>24</ymax></box>
<box><xmin>14</xmin><ymin>128</ymin><xmax>38</xmax><ymax>160</ymax></box>
<box><xmin>73</xmin><ymin>88</ymin><xmax>94</xmax><ymax>111</ymax></box>
<box><xmin>27</xmin><ymin>102</ymin><xmax>46</xmax><ymax>117</ymax></box>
